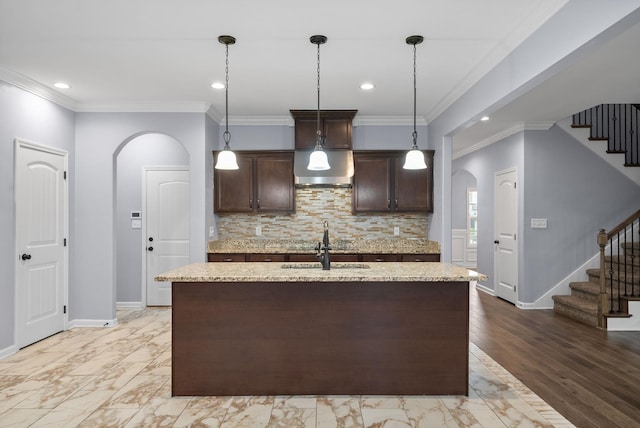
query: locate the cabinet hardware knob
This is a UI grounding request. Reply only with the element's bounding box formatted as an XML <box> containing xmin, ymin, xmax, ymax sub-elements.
<box><xmin>21</xmin><ymin>253</ymin><xmax>32</xmax><ymax>260</ymax></box>
<box><xmin>147</xmin><ymin>246</ymin><xmax>154</xmax><ymax>251</ymax></box>
<box><xmin>494</xmin><ymin>240</ymin><xmax>500</xmax><ymax>244</ymax></box>
<box><xmin>148</xmin><ymin>237</ymin><xmax>153</xmax><ymax>242</ymax></box>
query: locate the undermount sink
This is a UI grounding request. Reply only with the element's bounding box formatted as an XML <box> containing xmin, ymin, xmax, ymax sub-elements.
<box><xmin>281</xmin><ymin>263</ymin><xmax>371</xmax><ymax>270</ymax></box>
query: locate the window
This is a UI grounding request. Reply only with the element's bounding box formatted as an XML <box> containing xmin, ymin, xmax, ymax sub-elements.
<box><xmin>467</xmin><ymin>188</ymin><xmax>477</xmax><ymax>247</ymax></box>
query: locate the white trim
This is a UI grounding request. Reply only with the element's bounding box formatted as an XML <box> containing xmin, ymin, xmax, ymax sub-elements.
<box><xmin>76</xmin><ymin>101</ymin><xmax>210</xmax><ymax>113</ymax></box>
<box><xmin>0</xmin><ymin>345</ymin><xmax>18</xmax><ymax>361</ymax></box>
<box><xmin>529</xmin><ymin>252</ymin><xmax>598</xmax><ymax>309</ymax></box>
<box><xmin>116</xmin><ymin>301</ymin><xmax>144</xmax><ymax>309</ymax></box>
<box><xmin>353</xmin><ymin>116</ymin><xmax>427</xmax><ymax>127</ymax></box>
<box><xmin>0</xmin><ymin>68</ymin><xmax>77</xmax><ymax>111</ymax></box>
<box><xmin>475</xmin><ymin>283</ymin><xmax>495</xmax><ymax>296</ymax></box>
<box><xmin>69</xmin><ymin>319</ymin><xmax>119</xmax><ymax>328</ymax></box>
<box><xmin>453</xmin><ymin>121</ymin><xmax>555</xmax><ymax>159</ymax></box>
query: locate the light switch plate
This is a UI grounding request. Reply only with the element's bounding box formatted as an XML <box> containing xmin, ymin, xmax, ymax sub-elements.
<box><xmin>393</xmin><ymin>226</ymin><xmax>400</xmax><ymax>235</ymax></box>
<box><xmin>531</xmin><ymin>218</ymin><xmax>548</xmax><ymax>229</ymax></box>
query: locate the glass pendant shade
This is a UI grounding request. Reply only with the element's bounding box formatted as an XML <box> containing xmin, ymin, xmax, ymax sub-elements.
<box><xmin>403</xmin><ymin>147</ymin><xmax>427</xmax><ymax>170</ymax></box>
<box><xmin>307</xmin><ymin>146</ymin><xmax>330</xmax><ymax>170</ymax></box>
<box><xmin>215</xmin><ymin>146</ymin><xmax>239</xmax><ymax>170</ymax></box>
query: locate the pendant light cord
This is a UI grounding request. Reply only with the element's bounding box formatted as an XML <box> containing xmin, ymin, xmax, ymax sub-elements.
<box><xmin>316</xmin><ymin>40</ymin><xmax>322</xmax><ymax>145</ymax></box>
<box><xmin>412</xmin><ymin>42</ymin><xmax>418</xmax><ymax>149</ymax></box>
<box><xmin>224</xmin><ymin>42</ymin><xmax>231</xmax><ymax>146</ymax></box>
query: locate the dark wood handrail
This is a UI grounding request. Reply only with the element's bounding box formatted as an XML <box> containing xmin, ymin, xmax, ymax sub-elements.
<box><xmin>605</xmin><ymin>209</ymin><xmax>640</xmax><ymax>239</ymax></box>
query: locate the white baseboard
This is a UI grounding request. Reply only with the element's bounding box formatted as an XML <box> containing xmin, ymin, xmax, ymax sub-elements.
<box><xmin>0</xmin><ymin>344</ymin><xmax>18</xmax><ymax>361</ymax></box>
<box><xmin>116</xmin><ymin>301</ymin><xmax>144</xmax><ymax>309</ymax></box>
<box><xmin>69</xmin><ymin>318</ymin><xmax>119</xmax><ymax>328</ymax></box>
<box><xmin>476</xmin><ymin>282</ymin><xmax>495</xmax><ymax>296</ymax></box>
<box><xmin>530</xmin><ymin>251</ymin><xmax>600</xmax><ymax>309</ymax></box>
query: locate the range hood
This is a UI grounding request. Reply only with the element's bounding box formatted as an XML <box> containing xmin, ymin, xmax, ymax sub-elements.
<box><xmin>294</xmin><ymin>150</ymin><xmax>354</xmax><ymax>187</ymax></box>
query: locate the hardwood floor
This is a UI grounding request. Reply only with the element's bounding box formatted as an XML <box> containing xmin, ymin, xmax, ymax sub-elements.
<box><xmin>470</xmin><ymin>285</ymin><xmax>640</xmax><ymax>428</ymax></box>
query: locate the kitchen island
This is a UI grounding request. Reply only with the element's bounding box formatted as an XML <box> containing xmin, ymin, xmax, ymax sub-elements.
<box><xmin>156</xmin><ymin>262</ymin><xmax>486</xmax><ymax>397</ymax></box>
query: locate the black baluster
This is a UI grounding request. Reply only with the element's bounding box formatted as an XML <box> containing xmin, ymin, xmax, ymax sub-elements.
<box><xmin>609</xmin><ymin>234</ymin><xmax>615</xmax><ymax>313</ymax></box>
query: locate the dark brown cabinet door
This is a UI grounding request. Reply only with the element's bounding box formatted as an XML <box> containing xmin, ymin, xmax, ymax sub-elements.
<box><xmin>323</xmin><ymin>117</ymin><xmax>352</xmax><ymax>149</ymax></box>
<box><xmin>352</xmin><ymin>154</ymin><xmax>391</xmax><ymax>212</ymax></box>
<box><xmin>291</xmin><ymin>110</ymin><xmax>357</xmax><ymax>149</ymax></box>
<box><xmin>394</xmin><ymin>152</ymin><xmax>433</xmax><ymax>212</ymax></box>
<box><xmin>214</xmin><ymin>152</ymin><xmax>295</xmax><ymax>213</ymax></box>
<box><xmin>214</xmin><ymin>155</ymin><xmax>254</xmax><ymax>213</ymax></box>
<box><xmin>256</xmin><ymin>154</ymin><xmax>295</xmax><ymax>212</ymax></box>
<box><xmin>353</xmin><ymin>151</ymin><xmax>434</xmax><ymax>213</ymax></box>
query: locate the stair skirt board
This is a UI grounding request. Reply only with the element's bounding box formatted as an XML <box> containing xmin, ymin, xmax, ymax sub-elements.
<box><xmin>608</xmin><ymin>301</ymin><xmax>640</xmax><ymax>331</ymax></box>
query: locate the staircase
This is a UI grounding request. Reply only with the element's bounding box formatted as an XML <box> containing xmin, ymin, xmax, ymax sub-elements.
<box><xmin>552</xmin><ymin>104</ymin><xmax>640</xmax><ymax>329</ymax></box>
<box><xmin>553</xmin><ymin>211</ymin><xmax>640</xmax><ymax>329</ymax></box>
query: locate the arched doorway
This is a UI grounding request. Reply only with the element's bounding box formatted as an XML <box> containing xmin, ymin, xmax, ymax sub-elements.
<box><xmin>114</xmin><ymin>133</ymin><xmax>189</xmax><ymax>307</ymax></box>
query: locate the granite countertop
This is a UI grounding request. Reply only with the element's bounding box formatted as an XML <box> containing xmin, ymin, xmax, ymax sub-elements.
<box><xmin>208</xmin><ymin>238</ymin><xmax>440</xmax><ymax>254</ymax></box>
<box><xmin>156</xmin><ymin>261</ymin><xmax>486</xmax><ymax>283</ymax></box>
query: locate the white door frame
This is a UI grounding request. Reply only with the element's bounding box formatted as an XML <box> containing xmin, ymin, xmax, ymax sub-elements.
<box><xmin>141</xmin><ymin>165</ymin><xmax>190</xmax><ymax>306</ymax></box>
<box><xmin>14</xmin><ymin>138</ymin><xmax>69</xmax><ymax>346</ymax></box>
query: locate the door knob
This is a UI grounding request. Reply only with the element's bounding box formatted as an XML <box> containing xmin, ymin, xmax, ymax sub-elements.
<box><xmin>147</xmin><ymin>246</ymin><xmax>154</xmax><ymax>252</ymax></box>
<box><xmin>21</xmin><ymin>253</ymin><xmax>31</xmax><ymax>260</ymax></box>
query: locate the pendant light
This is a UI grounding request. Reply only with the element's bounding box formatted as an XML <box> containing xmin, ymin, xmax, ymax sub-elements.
<box><xmin>307</xmin><ymin>35</ymin><xmax>330</xmax><ymax>171</ymax></box>
<box><xmin>214</xmin><ymin>35</ymin><xmax>239</xmax><ymax>170</ymax></box>
<box><xmin>403</xmin><ymin>35</ymin><xmax>427</xmax><ymax>170</ymax></box>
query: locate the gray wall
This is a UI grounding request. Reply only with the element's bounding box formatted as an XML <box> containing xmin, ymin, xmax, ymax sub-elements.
<box><xmin>74</xmin><ymin>112</ymin><xmax>208</xmax><ymax>322</ymax></box>
<box><xmin>0</xmin><ymin>82</ymin><xmax>75</xmax><ymax>351</ymax></box>
<box><xmin>453</xmin><ymin>133</ymin><xmax>524</xmax><ymax>292</ymax></box>
<box><xmin>451</xmin><ymin>169</ymin><xmax>477</xmax><ymax>230</ymax></box>
<box><xmin>453</xmin><ymin>125</ymin><xmax>640</xmax><ymax>304</ymax></box>
<box><xmin>115</xmin><ymin>134</ymin><xmax>189</xmax><ymax>304</ymax></box>
<box><xmin>521</xmin><ymin>125</ymin><xmax>640</xmax><ymax>302</ymax></box>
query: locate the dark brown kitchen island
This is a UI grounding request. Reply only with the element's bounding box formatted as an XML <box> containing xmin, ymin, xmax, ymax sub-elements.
<box><xmin>156</xmin><ymin>262</ymin><xmax>486</xmax><ymax>397</ymax></box>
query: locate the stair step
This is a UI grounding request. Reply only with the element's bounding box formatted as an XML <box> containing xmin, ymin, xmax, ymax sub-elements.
<box><xmin>552</xmin><ymin>295</ymin><xmax>598</xmax><ymax>327</ymax></box>
<box><xmin>569</xmin><ymin>281</ymin><xmax>600</xmax><ymax>301</ymax></box>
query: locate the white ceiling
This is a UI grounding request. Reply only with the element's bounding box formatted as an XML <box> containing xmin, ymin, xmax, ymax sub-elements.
<box><xmin>3</xmin><ymin>0</ymin><xmax>637</xmax><ymax>155</ymax></box>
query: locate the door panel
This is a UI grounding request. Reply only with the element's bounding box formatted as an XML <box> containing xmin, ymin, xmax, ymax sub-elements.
<box><xmin>15</xmin><ymin>142</ymin><xmax>67</xmax><ymax>348</ymax></box>
<box><xmin>146</xmin><ymin>169</ymin><xmax>190</xmax><ymax>306</ymax></box>
<box><xmin>494</xmin><ymin>168</ymin><xmax>518</xmax><ymax>304</ymax></box>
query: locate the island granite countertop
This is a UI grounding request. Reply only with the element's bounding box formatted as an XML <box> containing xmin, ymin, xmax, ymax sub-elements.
<box><xmin>156</xmin><ymin>261</ymin><xmax>486</xmax><ymax>283</ymax></box>
<box><xmin>207</xmin><ymin>238</ymin><xmax>440</xmax><ymax>255</ymax></box>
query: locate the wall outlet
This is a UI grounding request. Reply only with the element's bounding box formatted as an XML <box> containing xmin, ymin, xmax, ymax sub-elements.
<box><xmin>256</xmin><ymin>226</ymin><xmax>262</xmax><ymax>236</ymax></box>
<box><xmin>209</xmin><ymin>226</ymin><xmax>215</xmax><ymax>237</ymax></box>
<box><xmin>393</xmin><ymin>226</ymin><xmax>400</xmax><ymax>235</ymax></box>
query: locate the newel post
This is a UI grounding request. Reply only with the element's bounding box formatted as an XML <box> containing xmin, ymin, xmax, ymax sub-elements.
<box><xmin>597</xmin><ymin>228</ymin><xmax>608</xmax><ymax>328</ymax></box>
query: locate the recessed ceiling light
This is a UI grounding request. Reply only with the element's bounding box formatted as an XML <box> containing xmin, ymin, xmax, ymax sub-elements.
<box><xmin>480</xmin><ymin>116</ymin><xmax>490</xmax><ymax>121</ymax></box>
<box><xmin>211</xmin><ymin>82</ymin><xmax>225</xmax><ymax>89</ymax></box>
<box><xmin>54</xmin><ymin>82</ymin><xmax>70</xmax><ymax>89</ymax></box>
<box><xmin>360</xmin><ymin>83</ymin><xmax>375</xmax><ymax>90</ymax></box>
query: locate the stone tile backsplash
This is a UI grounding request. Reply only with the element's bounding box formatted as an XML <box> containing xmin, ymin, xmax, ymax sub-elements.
<box><xmin>216</xmin><ymin>187</ymin><xmax>429</xmax><ymax>240</ymax></box>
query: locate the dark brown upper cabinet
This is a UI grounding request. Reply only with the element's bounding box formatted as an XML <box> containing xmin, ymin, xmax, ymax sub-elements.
<box><xmin>352</xmin><ymin>150</ymin><xmax>434</xmax><ymax>213</ymax></box>
<box><xmin>290</xmin><ymin>110</ymin><xmax>357</xmax><ymax>149</ymax></box>
<box><xmin>214</xmin><ymin>151</ymin><xmax>295</xmax><ymax>213</ymax></box>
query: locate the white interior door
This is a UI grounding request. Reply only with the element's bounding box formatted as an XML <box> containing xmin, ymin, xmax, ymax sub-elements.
<box><xmin>15</xmin><ymin>140</ymin><xmax>67</xmax><ymax>348</ymax></box>
<box><xmin>494</xmin><ymin>168</ymin><xmax>518</xmax><ymax>304</ymax></box>
<box><xmin>145</xmin><ymin>168</ymin><xmax>190</xmax><ymax>306</ymax></box>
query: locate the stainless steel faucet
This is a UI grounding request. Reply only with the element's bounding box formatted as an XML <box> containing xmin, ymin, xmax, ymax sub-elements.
<box><xmin>316</xmin><ymin>220</ymin><xmax>331</xmax><ymax>270</ymax></box>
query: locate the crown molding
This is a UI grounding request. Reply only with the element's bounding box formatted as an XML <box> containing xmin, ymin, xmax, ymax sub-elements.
<box><xmin>75</xmin><ymin>101</ymin><xmax>210</xmax><ymax>113</ymax></box>
<box><xmin>354</xmin><ymin>116</ymin><xmax>427</xmax><ymax>126</ymax></box>
<box><xmin>453</xmin><ymin>121</ymin><xmax>555</xmax><ymax>159</ymax></box>
<box><xmin>0</xmin><ymin>68</ymin><xmax>78</xmax><ymax>111</ymax></box>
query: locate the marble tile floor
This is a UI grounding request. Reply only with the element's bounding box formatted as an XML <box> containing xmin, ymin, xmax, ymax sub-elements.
<box><xmin>0</xmin><ymin>307</ymin><xmax>574</xmax><ymax>428</ymax></box>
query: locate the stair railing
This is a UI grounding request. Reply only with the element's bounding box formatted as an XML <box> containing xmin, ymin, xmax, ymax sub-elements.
<box><xmin>573</xmin><ymin>104</ymin><xmax>640</xmax><ymax>166</ymax></box>
<box><xmin>597</xmin><ymin>208</ymin><xmax>640</xmax><ymax>327</ymax></box>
